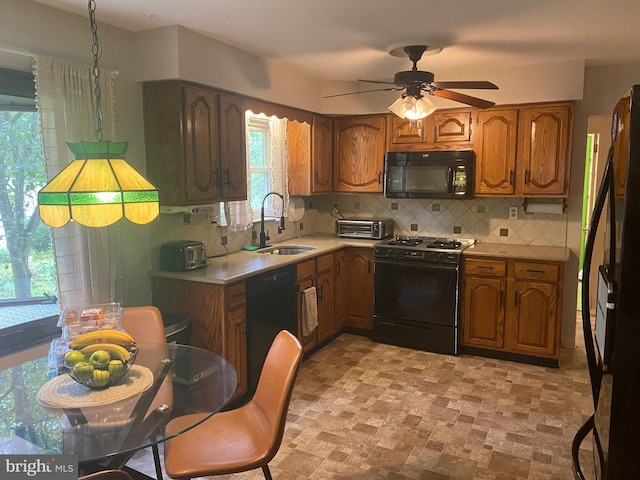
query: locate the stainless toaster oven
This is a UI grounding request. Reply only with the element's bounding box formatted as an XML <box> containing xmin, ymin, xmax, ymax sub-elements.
<box><xmin>336</xmin><ymin>219</ymin><xmax>394</xmax><ymax>240</ymax></box>
<box><xmin>160</xmin><ymin>240</ymin><xmax>208</xmax><ymax>271</ymax></box>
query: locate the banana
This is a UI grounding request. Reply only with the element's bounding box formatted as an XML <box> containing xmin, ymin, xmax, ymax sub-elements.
<box><xmin>80</xmin><ymin>342</ymin><xmax>132</xmax><ymax>362</ymax></box>
<box><xmin>69</xmin><ymin>329</ymin><xmax>135</xmax><ymax>349</ymax></box>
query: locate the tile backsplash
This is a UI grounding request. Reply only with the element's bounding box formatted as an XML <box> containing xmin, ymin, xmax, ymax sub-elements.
<box><xmin>149</xmin><ymin>194</ymin><xmax>567</xmax><ymax>267</ymax></box>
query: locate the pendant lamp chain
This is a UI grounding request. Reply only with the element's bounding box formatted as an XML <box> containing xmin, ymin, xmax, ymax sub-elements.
<box><xmin>88</xmin><ymin>0</ymin><xmax>103</xmax><ymax>141</ymax></box>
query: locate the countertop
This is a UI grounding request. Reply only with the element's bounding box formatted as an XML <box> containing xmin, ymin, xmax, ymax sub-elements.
<box><xmin>149</xmin><ymin>233</ymin><xmax>382</xmax><ymax>285</ymax></box>
<box><xmin>464</xmin><ymin>242</ymin><xmax>570</xmax><ymax>262</ymax></box>
<box><xmin>150</xmin><ymin>235</ymin><xmax>571</xmax><ymax>285</ymax></box>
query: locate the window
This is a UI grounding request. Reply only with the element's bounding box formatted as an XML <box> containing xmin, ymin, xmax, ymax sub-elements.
<box><xmin>0</xmin><ymin>68</ymin><xmax>59</xmax><ymax>356</ymax></box>
<box><xmin>246</xmin><ymin>112</ymin><xmax>288</xmax><ymax>221</ymax></box>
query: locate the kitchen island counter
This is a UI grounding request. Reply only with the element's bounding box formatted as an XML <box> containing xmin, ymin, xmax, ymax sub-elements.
<box><xmin>149</xmin><ymin>233</ymin><xmax>381</xmax><ymax>285</ymax></box>
<box><xmin>464</xmin><ymin>242</ymin><xmax>570</xmax><ymax>262</ymax></box>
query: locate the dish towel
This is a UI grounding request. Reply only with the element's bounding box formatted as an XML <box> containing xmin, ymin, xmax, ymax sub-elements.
<box><xmin>301</xmin><ymin>286</ymin><xmax>318</xmax><ymax>336</ymax></box>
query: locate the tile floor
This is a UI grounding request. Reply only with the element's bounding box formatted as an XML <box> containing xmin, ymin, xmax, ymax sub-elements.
<box><xmin>128</xmin><ymin>317</ymin><xmax>595</xmax><ymax>479</ymax></box>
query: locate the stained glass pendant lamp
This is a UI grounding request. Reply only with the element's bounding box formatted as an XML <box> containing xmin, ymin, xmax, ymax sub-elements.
<box><xmin>37</xmin><ymin>0</ymin><xmax>159</xmax><ymax>228</ymax></box>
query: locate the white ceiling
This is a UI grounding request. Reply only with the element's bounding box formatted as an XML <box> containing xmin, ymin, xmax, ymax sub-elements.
<box><xmin>32</xmin><ymin>0</ymin><xmax>640</xmax><ymax>83</ymax></box>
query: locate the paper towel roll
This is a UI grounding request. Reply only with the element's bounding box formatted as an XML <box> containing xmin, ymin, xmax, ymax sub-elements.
<box><xmin>523</xmin><ymin>202</ymin><xmax>565</xmax><ymax>214</ymax></box>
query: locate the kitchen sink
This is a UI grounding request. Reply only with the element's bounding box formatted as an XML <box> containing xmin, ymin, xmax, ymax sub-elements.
<box><xmin>258</xmin><ymin>245</ymin><xmax>316</xmax><ymax>255</ymax></box>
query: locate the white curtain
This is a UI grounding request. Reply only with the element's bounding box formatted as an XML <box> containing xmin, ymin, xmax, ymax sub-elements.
<box><xmin>34</xmin><ymin>55</ymin><xmax>120</xmax><ymax>308</ymax></box>
<box><xmin>223</xmin><ymin>114</ymin><xmax>289</xmax><ymax>231</ymax></box>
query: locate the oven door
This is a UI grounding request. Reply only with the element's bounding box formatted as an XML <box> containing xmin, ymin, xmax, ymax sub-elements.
<box><xmin>373</xmin><ymin>258</ymin><xmax>460</xmax><ymax>326</ymax></box>
<box><xmin>373</xmin><ymin>257</ymin><xmax>461</xmax><ymax>354</ymax></box>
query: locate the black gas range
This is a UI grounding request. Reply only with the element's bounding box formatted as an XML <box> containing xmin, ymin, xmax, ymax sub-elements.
<box><xmin>374</xmin><ymin>235</ymin><xmax>475</xmax><ymax>263</ymax></box>
<box><xmin>373</xmin><ymin>235</ymin><xmax>475</xmax><ymax>355</ymax></box>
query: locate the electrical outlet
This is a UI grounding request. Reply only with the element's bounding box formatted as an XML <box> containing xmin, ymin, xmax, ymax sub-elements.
<box><xmin>509</xmin><ymin>207</ymin><xmax>518</xmax><ymax>220</ymax></box>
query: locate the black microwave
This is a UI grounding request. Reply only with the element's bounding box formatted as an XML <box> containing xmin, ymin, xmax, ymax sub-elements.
<box><xmin>384</xmin><ymin>150</ymin><xmax>475</xmax><ymax>199</ymax></box>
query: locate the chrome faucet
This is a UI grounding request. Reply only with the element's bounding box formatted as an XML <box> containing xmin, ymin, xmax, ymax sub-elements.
<box><xmin>258</xmin><ymin>191</ymin><xmax>285</xmax><ymax>249</ymax></box>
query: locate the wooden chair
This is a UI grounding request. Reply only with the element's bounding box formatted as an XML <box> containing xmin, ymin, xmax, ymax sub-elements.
<box><xmin>163</xmin><ymin>330</ymin><xmax>303</xmax><ymax>480</ymax></box>
<box><xmin>79</xmin><ymin>470</ymin><xmax>133</xmax><ymax>480</ymax></box>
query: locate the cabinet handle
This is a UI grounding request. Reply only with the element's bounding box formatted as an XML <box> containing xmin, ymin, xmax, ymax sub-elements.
<box><xmin>526</xmin><ymin>269</ymin><xmax>545</xmax><ymax>274</ymax></box>
<box><xmin>213</xmin><ymin>169</ymin><xmax>219</xmax><ymax>187</ymax></box>
<box><xmin>368</xmin><ymin>261</ymin><xmax>371</xmax><ymax>274</ymax></box>
<box><xmin>524</xmin><ymin>169</ymin><xmax>530</xmax><ymax>185</ymax></box>
<box><xmin>500</xmin><ymin>290</ymin><xmax>503</xmax><ymax>306</ymax></box>
<box><xmin>514</xmin><ymin>291</ymin><xmax>519</xmax><ymax>307</ymax></box>
<box><xmin>314</xmin><ymin>170</ymin><xmax>319</xmax><ymax>184</ymax></box>
<box><xmin>377</xmin><ymin>172</ymin><xmax>383</xmax><ymax>184</ymax></box>
<box><xmin>477</xmin><ymin>266</ymin><xmax>494</xmax><ymax>270</ymax></box>
<box><xmin>318</xmin><ymin>286</ymin><xmax>323</xmax><ymax>301</ymax></box>
<box><xmin>336</xmin><ymin>262</ymin><xmax>341</xmax><ymax>275</ymax></box>
<box><xmin>509</xmin><ymin>170</ymin><xmax>514</xmax><ymax>185</ymax></box>
<box><xmin>224</xmin><ymin>169</ymin><xmax>231</xmax><ymax>186</ymax></box>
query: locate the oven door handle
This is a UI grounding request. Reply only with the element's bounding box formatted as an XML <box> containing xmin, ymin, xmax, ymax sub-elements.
<box><xmin>374</xmin><ymin>258</ymin><xmax>460</xmax><ymax>271</ymax></box>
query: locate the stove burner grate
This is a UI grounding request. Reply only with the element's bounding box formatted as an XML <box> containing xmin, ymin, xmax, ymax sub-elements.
<box><xmin>387</xmin><ymin>238</ymin><xmax>424</xmax><ymax>247</ymax></box>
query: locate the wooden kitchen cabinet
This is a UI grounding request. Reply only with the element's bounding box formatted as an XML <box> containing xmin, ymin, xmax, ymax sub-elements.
<box><xmin>517</xmin><ymin>102</ymin><xmax>573</xmax><ymax>197</ymax></box>
<box><xmin>150</xmin><ymin>277</ymin><xmax>248</xmax><ymax>400</ymax></box>
<box><xmin>218</xmin><ymin>94</ymin><xmax>248</xmax><ymax>201</ymax></box>
<box><xmin>386</xmin><ymin>116</ymin><xmax>427</xmax><ymax>150</ymax></box>
<box><xmin>612</xmin><ymin>95</ymin><xmax>630</xmax><ymax>196</ymax></box>
<box><xmin>474</xmin><ymin>102</ymin><xmax>573</xmax><ymax>197</ymax></box>
<box><xmin>474</xmin><ymin>109</ymin><xmax>519</xmax><ymax>195</ymax></box>
<box><xmin>462</xmin><ymin>258</ymin><xmax>507</xmax><ymax>349</ymax></box>
<box><xmin>462</xmin><ymin>256</ymin><xmax>563</xmax><ymax>365</ymax></box>
<box><xmin>287</xmin><ymin>115</ymin><xmax>333</xmax><ymax>195</ymax></box>
<box><xmin>386</xmin><ymin>108</ymin><xmax>475</xmax><ymax>151</ymax></box>
<box><xmin>334</xmin><ymin>250</ymin><xmax>348</xmax><ymax>332</ymax></box>
<box><xmin>431</xmin><ymin>109</ymin><xmax>475</xmax><ymax>145</ymax></box>
<box><xmin>143</xmin><ymin>80</ymin><xmax>246</xmax><ymax>205</ymax></box>
<box><xmin>333</xmin><ymin>115</ymin><xmax>386</xmax><ymax>192</ymax></box>
<box><xmin>315</xmin><ymin>253</ymin><xmax>336</xmax><ymax>342</ymax></box>
<box><xmin>344</xmin><ymin>248</ymin><xmax>374</xmax><ymax>330</ymax></box>
<box><xmin>296</xmin><ymin>253</ymin><xmax>336</xmax><ymax>350</ymax></box>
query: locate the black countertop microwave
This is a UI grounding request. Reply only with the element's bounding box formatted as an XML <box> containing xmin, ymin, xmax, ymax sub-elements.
<box><xmin>384</xmin><ymin>150</ymin><xmax>475</xmax><ymax>199</ymax></box>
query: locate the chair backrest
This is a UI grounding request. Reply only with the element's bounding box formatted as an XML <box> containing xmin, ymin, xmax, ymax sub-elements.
<box><xmin>121</xmin><ymin>306</ymin><xmax>172</xmax><ymax>412</ymax></box>
<box><xmin>252</xmin><ymin>330</ymin><xmax>303</xmax><ymax>460</ymax></box>
<box><xmin>79</xmin><ymin>470</ymin><xmax>133</xmax><ymax>480</ymax></box>
<box><xmin>121</xmin><ymin>306</ymin><xmax>166</xmax><ymax>344</ymax></box>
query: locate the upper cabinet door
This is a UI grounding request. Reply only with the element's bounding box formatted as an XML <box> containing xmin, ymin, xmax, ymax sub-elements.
<box><xmin>333</xmin><ymin>115</ymin><xmax>386</xmax><ymax>193</ymax></box>
<box><xmin>613</xmin><ymin>96</ymin><xmax>630</xmax><ymax>197</ymax></box>
<box><xmin>518</xmin><ymin>103</ymin><xmax>572</xmax><ymax>197</ymax></box>
<box><xmin>475</xmin><ymin>109</ymin><xmax>519</xmax><ymax>196</ymax></box>
<box><xmin>430</xmin><ymin>110</ymin><xmax>475</xmax><ymax>145</ymax></box>
<box><xmin>387</xmin><ymin>116</ymin><xmax>427</xmax><ymax>150</ymax></box>
<box><xmin>311</xmin><ymin>115</ymin><xmax>333</xmax><ymax>194</ymax></box>
<box><xmin>143</xmin><ymin>81</ymin><xmax>248</xmax><ymax>205</ymax></box>
<box><xmin>218</xmin><ymin>94</ymin><xmax>247</xmax><ymax>201</ymax></box>
<box><xmin>184</xmin><ymin>86</ymin><xmax>220</xmax><ymax>203</ymax></box>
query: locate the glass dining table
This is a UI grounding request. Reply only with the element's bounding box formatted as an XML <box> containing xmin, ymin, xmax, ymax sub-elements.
<box><xmin>0</xmin><ymin>342</ymin><xmax>237</xmax><ymax>475</ymax></box>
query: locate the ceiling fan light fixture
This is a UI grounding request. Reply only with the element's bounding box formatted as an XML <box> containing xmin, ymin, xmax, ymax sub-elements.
<box><xmin>388</xmin><ymin>94</ymin><xmax>436</xmax><ymax>120</ymax></box>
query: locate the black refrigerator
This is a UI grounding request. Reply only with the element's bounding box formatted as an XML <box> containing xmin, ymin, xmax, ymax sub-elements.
<box><xmin>572</xmin><ymin>85</ymin><xmax>640</xmax><ymax>479</ymax></box>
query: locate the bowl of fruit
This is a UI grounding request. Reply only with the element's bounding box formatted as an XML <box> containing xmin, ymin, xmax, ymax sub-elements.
<box><xmin>63</xmin><ymin>329</ymin><xmax>137</xmax><ymax>389</ymax></box>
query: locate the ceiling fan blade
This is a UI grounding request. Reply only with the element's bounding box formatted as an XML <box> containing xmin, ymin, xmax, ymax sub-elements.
<box><xmin>431</xmin><ymin>81</ymin><xmax>499</xmax><ymax>90</ymax></box>
<box><xmin>432</xmin><ymin>89</ymin><xmax>495</xmax><ymax>109</ymax></box>
<box><xmin>357</xmin><ymin>79</ymin><xmax>395</xmax><ymax>85</ymax></box>
<box><xmin>323</xmin><ymin>87</ymin><xmax>401</xmax><ymax>98</ymax></box>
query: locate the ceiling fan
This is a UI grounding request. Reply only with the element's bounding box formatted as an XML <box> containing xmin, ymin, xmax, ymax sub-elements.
<box><xmin>325</xmin><ymin>45</ymin><xmax>499</xmax><ymax>118</ymax></box>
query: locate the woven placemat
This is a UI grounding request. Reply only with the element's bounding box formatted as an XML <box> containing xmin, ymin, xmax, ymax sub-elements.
<box><xmin>37</xmin><ymin>365</ymin><xmax>153</xmax><ymax>409</ymax></box>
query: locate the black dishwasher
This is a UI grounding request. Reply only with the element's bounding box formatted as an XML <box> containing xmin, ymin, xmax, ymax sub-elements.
<box><xmin>246</xmin><ymin>264</ymin><xmax>297</xmax><ymax>392</ymax></box>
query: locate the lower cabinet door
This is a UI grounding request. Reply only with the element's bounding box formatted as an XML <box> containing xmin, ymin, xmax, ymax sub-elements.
<box><xmin>462</xmin><ymin>276</ymin><xmax>505</xmax><ymax>349</ymax></box>
<box><xmin>506</xmin><ymin>280</ymin><xmax>558</xmax><ymax>357</ymax></box>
